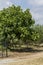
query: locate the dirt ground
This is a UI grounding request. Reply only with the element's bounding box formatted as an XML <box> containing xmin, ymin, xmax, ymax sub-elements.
<box><xmin>0</xmin><ymin>51</ymin><xmax>43</xmax><ymax>65</ymax></box>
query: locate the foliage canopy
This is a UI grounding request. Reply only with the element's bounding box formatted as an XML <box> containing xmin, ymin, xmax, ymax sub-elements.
<box><xmin>0</xmin><ymin>5</ymin><xmax>38</xmax><ymax>47</ymax></box>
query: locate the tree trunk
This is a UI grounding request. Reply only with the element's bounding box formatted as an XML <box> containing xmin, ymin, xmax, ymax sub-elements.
<box><xmin>6</xmin><ymin>47</ymin><xmax>8</xmax><ymax>57</ymax></box>
<box><xmin>2</xmin><ymin>45</ymin><xmax>3</xmax><ymax>58</ymax></box>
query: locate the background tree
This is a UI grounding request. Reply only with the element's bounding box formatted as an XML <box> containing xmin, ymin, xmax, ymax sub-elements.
<box><xmin>33</xmin><ymin>24</ymin><xmax>43</xmax><ymax>46</ymax></box>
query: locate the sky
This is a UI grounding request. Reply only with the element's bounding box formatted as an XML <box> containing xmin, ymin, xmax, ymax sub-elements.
<box><xmin>0</xmin><ymin>0</ymin><xmax>43</xmax><ymax>25</ymax></box>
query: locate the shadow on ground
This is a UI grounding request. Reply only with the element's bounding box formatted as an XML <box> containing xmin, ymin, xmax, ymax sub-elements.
<box><xmin>9</xmin><ymin>47</ymin><xmax>43</xmax><ymax>53</ymax></box>
<box><xmin>0</xmin><ymin>47</ymin><xmax>43</xmax><ymax>58</ymax></box>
